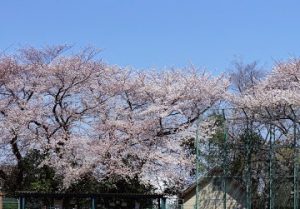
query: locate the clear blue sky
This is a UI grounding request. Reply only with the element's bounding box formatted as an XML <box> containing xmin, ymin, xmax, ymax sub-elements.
<box><xmin>1</xmin><ymin>0</ymin><xmax>300</xmax><ymax>74</ymax></box>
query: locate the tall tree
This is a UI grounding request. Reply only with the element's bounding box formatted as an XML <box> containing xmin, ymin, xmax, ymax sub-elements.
<box><xmin>0</xmin><ymin>46</ymin><xmax>229</xmax><ymax>193</ymax></box>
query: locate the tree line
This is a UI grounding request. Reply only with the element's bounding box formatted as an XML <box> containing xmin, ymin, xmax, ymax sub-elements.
<box><xmin>0</xmin><ymin>46</ymin><xmax>299</xmax><ymax>200</ymax></box>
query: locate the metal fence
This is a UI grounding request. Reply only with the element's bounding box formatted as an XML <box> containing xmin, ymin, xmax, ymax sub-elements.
<box><xmin>193</xmin><ymin>108</ymin><xmax>300</xmax><ymax>209</ymax></box>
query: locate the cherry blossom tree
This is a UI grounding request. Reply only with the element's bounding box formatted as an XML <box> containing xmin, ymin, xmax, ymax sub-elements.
<box><xmin>227</xmin><ymin>58</ymin><xmax>300</xmax><ymax>135</ymax></box>
<box><xmin>0</xmin><ymin>46</ymin><xmax>229</xmax><ymax>192</ymax></box>
<box><xmin>0</xmin><ymin>45</ymin><xmax>106</xmax><ymax>189</ymax></box>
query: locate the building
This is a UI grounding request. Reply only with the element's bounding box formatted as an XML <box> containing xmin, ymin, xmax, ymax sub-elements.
<box><xmin>0</xmin><ymin>192</ymin><xmax>3</xmax><ymax>209</ymax></box>
<box><xmin>180</xmin><ymin>168</ymin><xmax>246</xmax><ymax>209</ymax></box>
<box><xmin>16</xmin><ymin>192</ymin><xmax>166</xmax><ymax>209</ymax></box>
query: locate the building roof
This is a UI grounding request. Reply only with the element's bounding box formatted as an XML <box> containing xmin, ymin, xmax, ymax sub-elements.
<box><xmin>15</xmin><ymin>191</ymin><xmax>164</xmax><ymax>199</ymax></box>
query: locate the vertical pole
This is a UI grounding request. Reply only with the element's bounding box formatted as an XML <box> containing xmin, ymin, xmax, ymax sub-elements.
<box><xmin>18</xmin><ymin>197</ymin><xmax>21</xmax><ymax>209</ymax></box>
<box><xmin>91</xmin><ymin>197</ymin><xmax>95</xmax><ymax>209</ymax></box>
<box><xmin>269</xmin><ymin>125</ymin><xmax>274</xmax><ymax>209</ymax></box>
<box><xmin>245</xmin><ymin>126</ymin><xmax>252</xmax><ymax>209</ymax></box>
<box><xmin>222</xmin><ymin>109</ymin><xmax>227</xmax><ymax>209</ymax></box>
<box><xmin>23</xmin><ymin>197</ymin><xmax>25</xmax><ymax>209</ymax></box>
<box><xmin>294</xmin><ymin>120</ymin><xmax>298</xmax><ymax>209</ymax></box>
<box><xmin>158</xmin><ymin>198</ymin><xmax>161</xmax><ymax>209</ymax></box>
<box><xmin>160</xmin><ymin>198</ymin><xmax>166</xmax><ymax>209</ymax></box>
<box><xmin>195</xmin><ymin>119</ymin><xmax>201</xmax><ymax>209</ymax></box>
<box><xmin>19</xmin><ymin>196</ymin><xmax>25</xmax><ymax>209</ymax></box>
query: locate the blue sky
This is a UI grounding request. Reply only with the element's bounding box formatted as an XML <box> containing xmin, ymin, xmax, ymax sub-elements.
<box><xmin>1</xmin><ymin>0</ymin><xmax>300</xmax><ymax>74</ymax></box>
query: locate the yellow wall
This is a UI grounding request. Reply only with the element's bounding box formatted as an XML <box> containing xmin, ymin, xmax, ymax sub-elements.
<box><xmin>183</xmin><ymin>182</ymin><xmax>245</xmax><ymax>209</ymax></box>
<box><xmin>0</xmin><ymin>192</ymin><xmax>3</xmax><ymax>209</ymax></box>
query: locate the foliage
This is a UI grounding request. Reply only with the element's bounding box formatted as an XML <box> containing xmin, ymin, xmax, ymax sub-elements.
<box><xmin>0</xmin><ymin>46</ymin><xmax>228</xmax><ymax>193</ymax></box>
<box><xmin>2</xmin><ymin>46</ymin><xmax>300</xmax><ymax>197</ymax></box>
<box><xmin>3</xmin><ymin>150</ymin><xmax>61</xmax><ymax>193</ymax></box>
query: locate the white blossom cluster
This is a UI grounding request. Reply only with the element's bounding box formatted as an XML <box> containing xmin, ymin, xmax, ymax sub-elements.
<box><xmin>0</xmin><ymin>46</ymin><xmax>229</xmax><ymax>191</ymax></box>
<box><xmin>2</xmin><ymin>47</ymin><xmax>299</xmax><ymax>192</ymax></box>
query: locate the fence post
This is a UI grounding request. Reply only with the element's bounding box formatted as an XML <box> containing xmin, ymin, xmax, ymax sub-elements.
<box><xmin>91</xmin><ymin>197</ymin><xmax>95</xmax><ymax>209</ymax></box>
<box><xmin>245</xmin><ymin>125</ymin><xmax>252</xmax><ymax>209</ymax></box>
<box><xmin>19</xmin><ymin>196</ymin><xmax>25</xmax><ymax>209</ymax></box>
<box><xmin>222</xmin><ymin>109</ymin><xmax>227</xmax><ymax>209</ymax></box>
<box><xmin>195</xmin><ymin>118</ymin><xmax>201</xmax><ymax>209</ymax></box>
<box><xmin>294</xmin><ymin>120</ymin><xmax>299</xmax><ymax>209</ymax></box>
<box><xmin>160</xmin><ymin>197</ymin><xmax>166</xmax><ymax>209</ymax></box>
<box><xmin>269</xmin><ymin>125</ymin><xmax>274</xmax><ymax>209</ymax></box>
